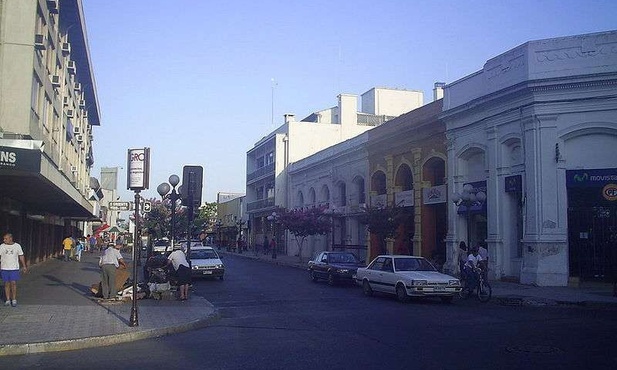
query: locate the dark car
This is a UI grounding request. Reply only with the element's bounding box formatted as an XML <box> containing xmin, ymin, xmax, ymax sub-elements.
<box><xmin>308</xmin><ymin>251</ymin><xmax>365</xmax><ymax>285</ymax></box>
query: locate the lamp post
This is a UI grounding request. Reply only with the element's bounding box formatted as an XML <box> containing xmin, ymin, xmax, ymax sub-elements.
<box><xmin>267</xmin><ymin>211</ymin><xmax>278</xmax><ymax>259</ymax></box>
<box><xmin>235</xmin><ymin>216</ymin><xmax>245</xmax><ymax>254</ymax></box>
<box><xmin>157</xmin><ymin>174</ymin><xmax>180</xmax><ymax>251</ymax></box>
<box><xmin>452</xmin><ymin>183</ymin><xmax>487</xmax><ymax>249</ymax></box>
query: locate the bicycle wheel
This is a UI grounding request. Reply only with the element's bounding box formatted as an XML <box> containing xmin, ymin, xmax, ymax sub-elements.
<box><xmin>458</xmin><ymin>284</ymin><xmax>471</xmax><ymax>299</ymax></box>
<box><xmin>477</xmin><ymin>281</ymin><xmax>492</xmax><ymax>303</ymax></box>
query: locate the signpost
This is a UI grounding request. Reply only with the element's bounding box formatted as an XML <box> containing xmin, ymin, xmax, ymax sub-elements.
<box><xmin>108</xmin><ymin>201</ymin><xmax>132</xmax><ymax>211</ymax></box>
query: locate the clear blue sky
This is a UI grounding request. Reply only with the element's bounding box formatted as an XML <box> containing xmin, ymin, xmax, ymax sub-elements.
<box><xmin>83</xmin><ymin>0</ymin><xmax>617</xmax><ymax>202</ymax></box>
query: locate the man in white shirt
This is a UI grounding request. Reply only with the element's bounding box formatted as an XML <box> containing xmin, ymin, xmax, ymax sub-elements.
<box><xmin>99</xmin><ymin>243</ymin><xmax>126</xmax><ymax>299</ymax></box>
<box><xmin>167</xmin><ymin>246</ymin><xmax>191</xmax><ymax>301</ymax></box>
<box><xmin>0</xmin><ymin>233</ymin><xmax>28</xmax><ymax>307</ymax></box>
<box><xmin>464</xmin><ymin>248</ymin><xmax>484</xmax><ymax>291</ymax></box>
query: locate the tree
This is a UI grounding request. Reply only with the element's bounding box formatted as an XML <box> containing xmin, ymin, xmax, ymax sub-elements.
<box><xmin>278</xmin><ymin>207</ymin><xmax>331</xmax><ymax>261</ymax></box>
<box><xmin>359</xmin><ymin>206</ymin><xmax>403</xmax><ymax>255</ymax></box>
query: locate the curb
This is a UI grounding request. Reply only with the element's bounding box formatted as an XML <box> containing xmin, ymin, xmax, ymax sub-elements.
<box><xmin>0</xmin><ymin>308</ymin><xmax>220</xmax><ymax>357</ymax></box>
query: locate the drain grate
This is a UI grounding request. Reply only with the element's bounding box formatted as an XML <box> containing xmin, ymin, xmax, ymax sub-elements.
<box><xmin>506</xmin><ymin>345</ymin><xmax>561</xmax><ymax>354</ymax></box>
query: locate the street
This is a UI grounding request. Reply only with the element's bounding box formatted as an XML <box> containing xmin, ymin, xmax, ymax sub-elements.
<box><xmin>2</xmin><ymin>254</ymin><xmax>616</xmax><ymax>370</ymax></box>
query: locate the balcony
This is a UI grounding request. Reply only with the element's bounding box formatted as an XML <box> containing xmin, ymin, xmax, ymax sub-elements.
<box><xmin>247</xmin><ymin>162</ymin><xmax>275</xmax><ymax>183</ymax></box>
<box><xmin>247</xmin><ymin>197</ymin><xmax>275</xmax><ymax>212</ymax></box>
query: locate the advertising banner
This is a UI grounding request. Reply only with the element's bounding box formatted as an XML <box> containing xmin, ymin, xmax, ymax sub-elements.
<box><xmin>127</xmin><ymin>148</ymin><xmax>150</xmax><ymax>190</ymax></box>
<box><xmin>0</xmin><ymin>145</ymin><xmax>41</xmax><ymax>173</ymax></box>
<box><xmin>423</xmin><ymin>184</ymin><xmax>447</xmax><ymax>205</ymax></box>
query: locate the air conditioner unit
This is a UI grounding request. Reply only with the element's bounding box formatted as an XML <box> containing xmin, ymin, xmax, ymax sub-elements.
<box><xmin>82</xmin><ymin>111</ymin><xmax>88</xmax><ymax>118</ymax></box>
<box><xmin>62</xmin><ymin>96</ymin><xmax>70</xmax><ymax>106</ymax></box>
<box><xmin>66</xmin><ymin>109</ymin><xmax>74</xmax><ymax>118</ymax></box>
<box><xmin>34</xmin><ymin>34</ymin><xmax>46</xmax><ymax>50</ymax></box>
<box><xmin>88</xmin><ymin>134</ymin><xmax>94</xmax><ymax>141</ymax></box>
<box><xmin>50</xmin><ymin>75</ymin><xmax>61</xmax><ymax>88</ymax></box>
<box><xmin>61</xmin><ymin>42</ymin><xmax>71</xmax><ymax>55</ymax></box>
<box><xmin>67</xmin><ymin>61</ymin><xmax>76</xmax><ymax>74</ymax></box>
<box><xmin>47</xmin><ymin>0</ymin><xmax>59</xmax><ymax>14</ymax></box>
<box><xmin>70</xmin><ymin>166</ymin><xmax>78</xmax><ymax>173</ymax></box>
<box><xmin>76</xmin><ymin>134</ymin><xmax>83</xmax><ymax>142</ymax></box>
<box><xmin>73</xmin><ymin>126</ymin><xmax>81</xmax><ymax>134</ymax></box>
<box><xmin>74</xmin><ymin>82</ymin><xmax>81</xmax><ymax>92</ymax></box>
<box><xmin>79</xmin><ymin>99</ymin><xmax>85</xmax><ymax>108</ymax></box>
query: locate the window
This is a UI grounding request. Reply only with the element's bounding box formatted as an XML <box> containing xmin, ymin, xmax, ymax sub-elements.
<box><xmin>382</xmin><ymin>258</ymin><xmax>394</xmax><ymax>272</ymax></box>
<box><xmin>31</xmin><ymin>75</ymin><xmax>42</xmax><ymax>115</ymax></box>
<box><xmin>256</xmin><ymin>156</ymin><xmax>265</xmax><ymax>168</ymax></box>
<box><xmin>266</xmin><ymin>152</ymin><xmax>274</xmax><ymax>165</ymax></box>
<box><xmin>368</xmin><ymin>257</ymin><xmax>386</xmax><ymax>271</ymax></box>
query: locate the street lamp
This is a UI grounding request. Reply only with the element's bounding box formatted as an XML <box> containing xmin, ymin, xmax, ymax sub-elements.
<box><xmin>157</xmin><ymin>174</ymin><xmax>180</xmax><ymax>250</ymax></box>
<box><xmin>452</xmin><ymin>183</ymin><xmax>487</xmax><ymax>249</ymax></box>
<box><xmin>267</xmin><ymin>211</ymin><xmax>278</xmax><ymax>259</ymax></box>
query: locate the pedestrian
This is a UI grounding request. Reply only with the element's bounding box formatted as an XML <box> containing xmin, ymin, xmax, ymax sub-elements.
<box><xmin>458</xmin><ymin>241</ymin><xmax>468</xmax><ymax>277</ymax></box>
<box><xmin>477</xmin><ymin>242</ymin><xmax>489</xmax><ymax>280</ymax></box>
<box><xmin>263</xmin><ymin>235</ymin><xmax>269</xmax><ymax>255</ymax></box>
<box><xmin>0</xmin><ymin>233</ymin><xmax>28</xmax><ymax>307</ymax></box>
<box><xmin>167</xmin><ymin>245</ymin><xmax>191</xmax><ymax>301</ymax></box>
<box><xmin>269</xmin><ymin>238</ymin><xmax>277</xmax><ymax>259</ymax></box>
<box><xmin>198</xmin><ymin>231</ymin><xmax>207</xmax><ymax>246</ymax></box>
<box><xmin>62</xmin><ymin>235</ymin><xmax>73</xmax><ymax>262</ymax></box>
<box><xmin>99</xmin><ymin>242</ymin><xmax>126</xmax><ymax>300</ymax></box>
<box><xmin>88</xmin><ymin>234</ymin><xmax>96</xmax><ymax>253</ymax></box>
<box><xmin>75</xmin><ymin>238</ymin><xmax>84</xmax><ymax>262</ymax></box>
<box><xmin>96</xmin><ymin>235</ymin><xmax>104</xmax><ymax>252</ymax></box>
<box><xmin>464</xmin><ymin>247</ymin><xmax>483</xmax><ymax>292</ymax></box>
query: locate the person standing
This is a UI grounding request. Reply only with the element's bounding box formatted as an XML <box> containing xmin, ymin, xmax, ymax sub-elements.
<box><xmin>270</xmin><ymin>238</ymin><xmax>277</xmax><ymax>259</ymax></box>
<box><xmin>0</xmin><ymin>233</ymin><xmax>27</xmax><ymax>307</ymax></box>
<box><xmin>477</xmin><ymin>242</ymin><xmax>489</xmax><ymax>280</ymax></box>
<box><xmin>88</xmin><ymin>234</ymin><xmax>96</xmax><ymax>253</ymax></box>
<box><xmin>62</xmin><ymin>235</ymin><xmax>73</xmax><ymax>262</ymax></box>
<box><xmin>167</xmin><ymin>245</ymin><xmax>191</xmax><ymax>301</ymax></box>
<box><xmin>75</xmin><ymin>238</ymin><xmax>84</xmax><ymax>262</ymax></box>
<box><xmin>458</xmin><ymin>241</ymin><xmax>468</xmax><ymax>278</ymax></box>
<box><xmin>99</xmin><ymin>243</ymin><xmax>126</xmax><ymax>300</ymax></box>
<box><xmin>263</xmin><ymin>235</ymin><xmax>269</xmax><ymax>255</ymax></box>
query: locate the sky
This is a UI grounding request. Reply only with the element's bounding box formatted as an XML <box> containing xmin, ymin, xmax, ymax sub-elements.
<box><xmin>82</xmin><ymin>0</ymin><xmax>617</xmax><ymax>203</ymax></box>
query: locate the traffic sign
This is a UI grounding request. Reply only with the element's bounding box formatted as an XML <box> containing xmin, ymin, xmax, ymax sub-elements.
<box><xmin>143</xmin><ymin>201</ymin><xmax>152</xmax><ymax>213</ymax></box>
<box><xmin>108</xmin><ymin>201</ymin><xmax>132</xmax><ymax>211</ymax></box>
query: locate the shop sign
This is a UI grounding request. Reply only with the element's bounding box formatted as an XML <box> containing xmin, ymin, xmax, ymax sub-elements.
<box><xmin>603</xmin><ymin>184</ymin><xmax>617</xmax><ymax>201</ymax></box>
<box><xmin>395</xmin><ymin>189</ymin><xmax>414</xmax><ymax>207</ymax></box>
<box><xmin>370</xmin><ymin>194</ymin><xmax>387</xmax><ymax>208</ymax></box>
<box><xmin>566</xmin><ymin>168</ymin><xmax>617</xmax><ymax>188</ymax></box>
<box><xmin>0</xmin><ymin>146</ymin><xmax>41</xmax><ymax>172</ymax></box>
<box><xmin>505</xmin><ymin>175</ymin><xmax>522</xmax><ymax>193</ymax></box>
<box><xmin>423</xmin><ymin>185</ymin><xmax>447</xmax><ymax>205</ymax></box>
<box><xmin>127</xmin><ymin>148</ymin><xmax>150</xmax><ymax>190</ymax></box>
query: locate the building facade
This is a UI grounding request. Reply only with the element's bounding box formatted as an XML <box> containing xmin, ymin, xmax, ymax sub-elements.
<box><xmin>246</xmin><ymin>88</ymin><xmax>424</xmax><ymax>253</ymax></box>
<box><xmin>442</xmin><ymin>30</ymin><xmax>617</xmax><ymax>286</ymax></box>
<box><xmin>216</xmin><ymin>193</ymin><xmax>246</xmax><ymax>250</ymax></box>
<box><xmin>0</xmin><ymin>0</ymin><xmax>101</xmax><ymax>263</ymax></box>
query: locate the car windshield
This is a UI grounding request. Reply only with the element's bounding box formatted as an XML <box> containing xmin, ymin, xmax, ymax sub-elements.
<box><xmin>328</xmin><ymin>253</ymin><xmax>359</xmax><ymax>264</ymax></box>
<box><xmin>191</xmin><ymin>250</ymin><xmax>219</xmax><ymax>259</ymax></box>
<box><xmin>394</xmin><ymin>257</ymin><xmax>437</xmax><ymax>272</ymax></box>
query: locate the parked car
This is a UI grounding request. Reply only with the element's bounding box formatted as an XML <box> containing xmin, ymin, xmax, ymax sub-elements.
<box><xmin>355</xmin><ymin>255</ymin><xmax>461</xmax><ymax>303</ymax></box>
<box><xmin>152</xmin><ymin>238</ymin><xmax>171</xmax><ymax>254</ymax></box>
<box><xmin>189</xmin><ymin>246</ymin><xmax>224</xmax><ymax>280</ymax></box>
<box><xmin>308</xmin><ymin>251</ymin><xmax>365</xmax><ymax>285</ymax></box>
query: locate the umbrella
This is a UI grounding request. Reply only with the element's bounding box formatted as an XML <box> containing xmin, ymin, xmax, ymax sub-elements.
<box><xmin>93</xmin><ymin>223</ymin><xmax>110</xmax><ymax>236</ymax></box>
<box><xmin>107</xmin><ymin>226</ymin><xmax>126</xmax><ymax>233</ymax></box>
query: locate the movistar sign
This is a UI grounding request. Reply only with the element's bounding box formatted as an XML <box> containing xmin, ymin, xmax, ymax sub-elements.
<box><xmin>566</xmin><ymin>168</ymin><xmax>617</xmax><ymax>188</ymax></box>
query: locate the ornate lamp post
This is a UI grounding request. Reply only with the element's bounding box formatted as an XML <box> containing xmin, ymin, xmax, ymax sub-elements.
<box><xmin>452</xmin><ymin>183</ymin><xmax>487</xmax><ymax>249</ymax></box>
<box><xmin>267</xmin><ymin>211</ymin><xmax>278</xmax><ymax>259</ymax></box>
<box><xmin>157</xmin><ymin>174</ymin><xmax>180</xmax><ymax>250</ymax></box>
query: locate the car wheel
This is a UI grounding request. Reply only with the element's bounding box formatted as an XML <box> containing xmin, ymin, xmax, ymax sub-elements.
<box><xmin>327</xmin><ymin>273</ymin><xmax>336</xmax><ymax>286</ymax></box>
<box><xmin>362</xmin><ymin>280</ymin><xmax>373</xmax><ymax>296</ymax></box>
<box><xmin>440</xmin><ymin>296</ymin><xmax>454</xmax><ymax>304</ymax></box>
<box><xmin>396</xmin><ymin>284</ymin><xmax>410</xmax><ymax>303</ymax></box>
<box><xmin>310</xmin><ymin>270</ymin><xmax>318</xmax><ymax>282</ymax></box>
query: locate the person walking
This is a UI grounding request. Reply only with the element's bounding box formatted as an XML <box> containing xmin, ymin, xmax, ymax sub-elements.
<box><xmin>270</xmin><ymin>238</ymin><xmax>277</xmax><ymax>259</ymax></box>
<box><xmin>0</xmin><ymin>233</ymin><xmax>27</xmax><ymax>307</ymax></box>
<box><xmin>263</xmin><ymin>235</ymin><xmax>269</xmax><ymax>255</ymax></box>
<box><xmin>88</xmin><ymin>234</ymin><xmax>96</xmax><ymax>253</ymax></box>
<box><xmin>99</xmin><ymin>243</ymin><xmax>126</xmax><ymax>300</ymax></box>
<box><xmin>62</xmin><ymin>235</ymin><xmax>73</xmax><ymax>262</ymax></box>
<box><xmin>167</xmin><ymin>245</ymin><xmax>191</xmax><ymax>301</ymax></box>
<box><xmin>75</xmin><ymin>238</ymin><xmax>85</xmax><ymax>262</ymax></box>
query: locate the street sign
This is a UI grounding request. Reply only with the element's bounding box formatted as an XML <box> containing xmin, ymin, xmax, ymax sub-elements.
<box><xmin>108</xmin><ymin>201</ymin><xmax>132</xmax><ymax>211</ymax></box>
<box><xmin>142</xmin><ymin>201</ymin><xmax>152</xmax><ymax>213</ymax></box>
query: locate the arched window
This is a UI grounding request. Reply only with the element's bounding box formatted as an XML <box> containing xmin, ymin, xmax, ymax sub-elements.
<box><xmin>320</xmin><ymin>185</ymin><xmax>330</xmax><ymax>206</ymax></box>
<box><xmin>371</xmin><ymin>171</ymin><xmax>387</xmax><ymax>195</ymax></box>
<box><xmin>308</xmin><ymin>187</ymin><xmax>316</xmax><ymax>206</ymax></box>
<box><xmin>338</xmin><ymin>182</ymin><xmax>347</xmax><ymax>206</ymax></box>
<box><xmin>296</xmin><ymin>191</ymin><xmax>304</xmax><ymax>208</ymax></box>
<box><xmin>395</xmin><ymin>164</ymin><xmax>413</xmax><ymax>191</ymax></box>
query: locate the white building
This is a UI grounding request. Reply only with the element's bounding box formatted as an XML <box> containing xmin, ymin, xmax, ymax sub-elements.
<box><xmin>442</xmin><ymin>30</ymin><xmax>617</xmax><ymax>286</ymax></box>
<box><xmin>0</xmin><ymin>0</ymin><xmax>101</xmax><ymax>262</ymax></box>
<box><xmin>288</xmin><ymin>133</ymin><xmax>369</xmax><ymax>260</ymax></box>
<box><xmin>246</xmin><ymin>87</ymin><xmax>423</xmax><ymax>253</ymax></box>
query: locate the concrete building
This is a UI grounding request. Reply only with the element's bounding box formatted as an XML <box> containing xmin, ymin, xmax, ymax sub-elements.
<box><xmin>0</xmin><ymin>0</ymin><xmax>101</xmax><ymax>263</ymax></box>
<box><xmin>288</xmin><ymin>133</ymin><xmax>369</xmax><ymax>261</ymax></box>
<box><xmin>246</xmin><ymin>87</ymin><xmax>423</xmax><ymax>253</ymax></box>
<box><xmin>216</xmin><ymin>193</ymin><xmax>246</xmax><ymax>250</ymax></box>
<box><xmin>442</xmin><ymin>30</ymin><xmax>617</xmax><ymax>286</ymax></box>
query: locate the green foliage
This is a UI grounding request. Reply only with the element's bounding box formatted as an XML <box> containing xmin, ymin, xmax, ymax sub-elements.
<box><xmin>359</xmin><ymin>206</ymin><xmax>403</xmax><ymax>254</ymax></box>
<box><xmin>278</xmin><ymin>207</ymin><xmax>331</xmax><ymax>260</ymax></box>
<box><xmin>142</xmin><ymin>199</ymin><xmax>219</xmax><ymax>241</ymax></box>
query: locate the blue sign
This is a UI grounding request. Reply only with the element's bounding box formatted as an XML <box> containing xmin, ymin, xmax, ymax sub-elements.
<box><xmin>566</xmin><ymin>168</ymin><xmax>617</xmax><ymax>188</ymax></box>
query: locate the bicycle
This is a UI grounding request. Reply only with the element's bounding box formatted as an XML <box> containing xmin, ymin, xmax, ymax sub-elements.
<box><xmin>459</xmin><ymin>267</ymin><xmax>492</xmax><ymax>302</ymax></box>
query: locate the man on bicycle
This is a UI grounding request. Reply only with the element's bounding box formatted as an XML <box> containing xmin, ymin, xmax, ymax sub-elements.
<box><xmin>463</xmin><ymin>247</ymin><xmax>484</xmax><ymax>292</ymax></box>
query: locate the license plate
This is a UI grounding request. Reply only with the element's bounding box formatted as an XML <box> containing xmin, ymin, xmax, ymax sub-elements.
<box><xmin>203</xmin><ymin>271</ymin><xmax>213</xmax><ymax>275</ymax></box>
<box><xmin>434</xmin><ymin>286</ymin><xmax>445</xmax><ymax>291</ymax></box>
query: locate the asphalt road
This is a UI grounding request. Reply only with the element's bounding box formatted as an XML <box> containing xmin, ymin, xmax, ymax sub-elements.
<box><xmin>3</xmin><ymin>254</ymin><xmax>617</xmax><ymax>370</ymax></box>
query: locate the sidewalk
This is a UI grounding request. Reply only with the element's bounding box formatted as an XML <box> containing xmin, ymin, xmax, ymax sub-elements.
<box><xmin>222</xmin><ymin>247</ymin><xmax>617</xmax><ymax>308</ymax></box>
<box><xmin>0</xmin><ymin>254</ymin><xmax>218</xmax><ymax>356</ymax></box>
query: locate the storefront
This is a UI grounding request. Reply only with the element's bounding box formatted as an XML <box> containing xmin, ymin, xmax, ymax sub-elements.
<box><xmin>567</xmin><ymin>168</ymin><xmax>617</xmax><ymax>281</ymax></box>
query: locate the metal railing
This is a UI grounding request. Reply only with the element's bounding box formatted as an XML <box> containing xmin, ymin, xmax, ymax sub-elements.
<box><xmin>247</xmin><ymin>162</ymin><xmax>275</xmax><ymax>182</ymax></box>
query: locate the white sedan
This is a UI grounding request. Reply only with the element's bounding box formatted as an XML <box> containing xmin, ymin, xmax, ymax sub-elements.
<box><xmin>355</xmin><ymin>255</ymin><xmax>461</xmax><ymax>303</ymax></box>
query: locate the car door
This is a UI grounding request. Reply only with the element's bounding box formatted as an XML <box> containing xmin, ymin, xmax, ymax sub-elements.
<box><xmin>380</xmin><ymin>257</ymin><xmax>397</xmax><ymax>294</ymax></box>
<box><xmin>314</xmin><ymin>252</ymin><xmax>327</xmax><ymax>278</ymax></box>
<box><xmin>364</xmin><ymin>257</ymin><xmax>387</xmax><ymax>293</ymax></box>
